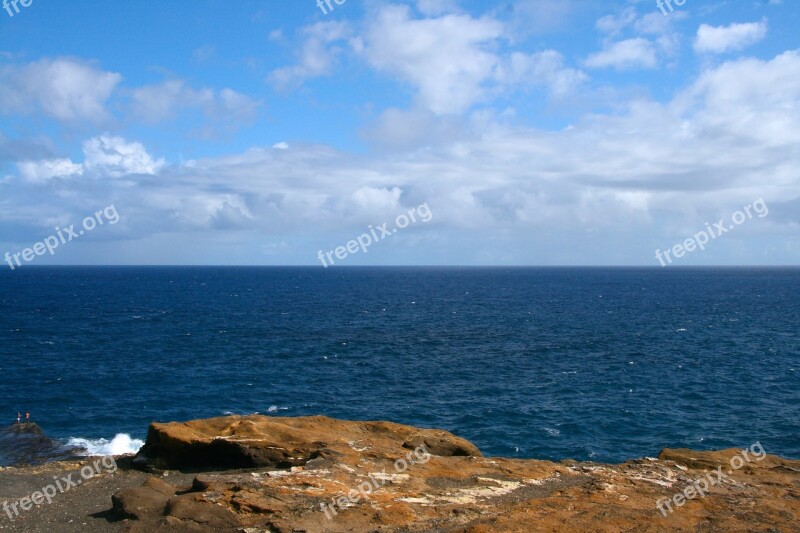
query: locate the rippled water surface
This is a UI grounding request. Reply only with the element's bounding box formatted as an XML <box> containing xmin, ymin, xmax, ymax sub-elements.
<box><xmin>0</xmin><ymin>267</ymin><xmax>798</xmax><ymax>465</ymax></box>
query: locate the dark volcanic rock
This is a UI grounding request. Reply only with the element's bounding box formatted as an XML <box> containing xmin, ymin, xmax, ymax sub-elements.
<box><xmin>0</xmin><ymin>423</ymin><xmax>83</xmax><ymax>466</ymax></box>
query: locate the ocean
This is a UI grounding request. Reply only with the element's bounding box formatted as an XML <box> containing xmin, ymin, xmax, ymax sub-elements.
<box><xmin>0</xmin><ymin>266</ymin><xmax>797</xmax><ymax>466</ymax></box>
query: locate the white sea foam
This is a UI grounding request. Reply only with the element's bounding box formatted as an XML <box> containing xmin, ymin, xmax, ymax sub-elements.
<box><xmin>67</xmin><ymin>433</ymin><xmax>144</xmax><ymax>456</ymax></box>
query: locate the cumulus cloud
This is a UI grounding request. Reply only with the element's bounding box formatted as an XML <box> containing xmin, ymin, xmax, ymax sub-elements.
<box><xmin>82</xmin><ymin>135</ymin><xmax>165</xmax><ymax>177</ymax></box>
<box><xmin>17</xmin><ymin>135</ymin><xmax>164</xmax><ymax>183</ymax></box>
<box><xmin>359</xmin><ymin>5</ymin><xmax>502</xmax><ymax>114</ymax></box>
<box><xmin>10</xmin><ymin>44</ymin><xmax>799</xmax><ymax>262</ymax></box>
<box><xmin>268</xmin><ymin>4</ymin><xmax>585</xmax><ymax>115</ymax></box>
<box><xmin>0</xmin><ymin>58</ymin><xmax>120</xmax><ymax>123</ymax></box>
<box><xmin>590</xmin><ymin>7</ymin><xmax>683</xmax><ymax>69</ymax></box>
<box><xmin>167</xmin><ymin>193</ymin><xmax>255</xmax><ymax>229</ymax></box>
<box><xmin>57</xmin><ymin>49</ymin><xmax>791</xmax><ymax>246</ymax></box>
<box><xmin>694</xmin><ymin>19</ymin><xmax>768</xmax><ymax>54</ymax></box>
<box><xmin>675</xmin><ymin>50</ymin><xmax>800</xmax><ymax>146</ymax></box>
<box><xmin>358</xmin><ymin>5</ymin><xmax>585</xmax><ymax>113</ymax></box>
<box><xmin>122</xmin><ymin>51</ymin><xmax>800</xmax><ymax>254</ymax></box>
<box><xmin>3</xmin><ymin>6</ymin><xmax>798</xmax><ymax>264</ymax></box>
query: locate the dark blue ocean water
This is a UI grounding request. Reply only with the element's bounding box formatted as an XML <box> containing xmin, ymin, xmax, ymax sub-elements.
<box><xmin>0</xmin><ymin>267</ymin><xmax>798</xmax><ymax>466</ymax></box>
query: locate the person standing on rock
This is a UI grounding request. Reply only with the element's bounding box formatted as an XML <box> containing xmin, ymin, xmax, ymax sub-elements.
<box><xmin>16</xmin><ymin>412</ymin><xmax>20</xmax><ymax>425</ymax></box>
<box><xmin>25</xmin><ymin>412</ymin><xmax>29</xmax><ymax>425</ymax></box>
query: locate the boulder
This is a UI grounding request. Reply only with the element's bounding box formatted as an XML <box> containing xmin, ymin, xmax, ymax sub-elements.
<box><xmin>111</xmin><ymin>476</ymin><xmax>176</xmax><ymax>520</ymax></box>
<box><xmin>133</xmin><ymin>414</ymin><xmax>481</xmax><ymax>470</ymax></box>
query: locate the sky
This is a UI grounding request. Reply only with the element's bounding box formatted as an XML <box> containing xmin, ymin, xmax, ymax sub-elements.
<box><xmin>0</xmin><ymin>0</ymin><xmax>798</xmax><ymax>266</ymax></box>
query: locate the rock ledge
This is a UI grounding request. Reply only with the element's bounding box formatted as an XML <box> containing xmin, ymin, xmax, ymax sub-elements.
<box><xmin>110</xmin><ymin>415</ymin><xmax>800</xmax><ymax>532</ymax></box>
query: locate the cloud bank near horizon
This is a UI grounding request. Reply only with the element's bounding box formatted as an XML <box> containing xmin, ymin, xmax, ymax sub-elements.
<box><xmin>1</xmin><ymin>1</ymin><xmax>798</xmax><ymax>266</ymax></box>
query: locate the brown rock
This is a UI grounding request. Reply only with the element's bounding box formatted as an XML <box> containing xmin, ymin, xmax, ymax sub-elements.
<box><xmin>133</xmin><ymin>414</ymin><xmax>481</xmax><ymax>470</ymax></box>
<box><xmin>164</xmin><ymin>495</ymin><xmax>241</xmax><ymax>529</ymax></box>
<box><xmin>110</xmin><ymin>415</ymin><xmax>800</xmax><ymax>532</ymax></box>
<box><xmin>403</xmin><ymin>433</ymin><xmax>481</xmax><ymax>457</ymax></box>
<box><xmin>111</xmin><ymin>476</ymin><xmax>175</xmax><ymax>520</ymax></box>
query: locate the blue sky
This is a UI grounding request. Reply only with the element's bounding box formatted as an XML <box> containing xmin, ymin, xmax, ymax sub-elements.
<box><xmin>0</xmin><ymin>0</ymin><xmax>798</xmax><ymax>266</ymax></box>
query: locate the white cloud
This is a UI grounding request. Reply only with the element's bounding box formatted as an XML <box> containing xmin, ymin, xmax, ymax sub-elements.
<box><xmin>694</xmin><ymin>19</ymin><xmax>768</xmax><ymax>54</ymax></box>
<box><xmin>0</xmin><ymin>58</ymin><xmax>120</xmax><ymax>123</ymax></box>
<box><xmin>359</xmin><ymin>5</ymin><xmax>503</xmax><ymax>114</ymax></box>
<box><xmin>675</xmin><ymin>50</ymin><xmax>800</xmax><ymax>146</ymax></box>
<box><xmin>16</xmin><ymin>135</ymin><xmax>164</xmax><ymax>183</ymax></box>
<box><xmin>5</xmin><ymin>32</ymin><xmax>799</xmax><ymax>263</ymax></box>
<box><xmin>127</xmin><ymin>50</ymin><xmax>800</xmax><ymax>249</ymax></box>
<box><xmin>82</xmin><ymin>135</ymin><xmax>165</xmax><ymax>177</ymax></box>
<box><xmin>352</xmin><ymin>186</ymin><xmax>403</xmax><ymax>211</ymax></box>
<box><xmin>269</xmin><ymin>5</ymin><xmax>584</xmax><ymax>115</ymax></box>
<box><xmin>110</xmin><ymin>49</ymin><xmax>796</xmax><ymax>243</ymax></box>
<box><xmin>168</xmin><ymin>193</ymin><xmax>255</xmax><ymax>229</ymax></box>
<box><xmin>17</xmin><ymin>158</ymin><xmax>83</xmax><ymax>183</ymax></box>
<box><xmin>591</xmin><ymin>7</ymin><xmax>683</xmax><ymax>68</ymax></box>
<box><xmin>585</xmin><ymin>38</ymin><xmax>658</xmax><ymax>70</ymax></box>
<box><xmin>357</xmin><ymin>5</ymin><xmax>585</xmax><ymax>114</ymax></box>
<box><xmin>268</xmin><ymin>21</ymin><xmax>351</xmax><ymax>89</ymax></box>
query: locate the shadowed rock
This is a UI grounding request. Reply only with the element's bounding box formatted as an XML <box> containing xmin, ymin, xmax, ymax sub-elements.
<box><xmin>0</xmin><ymin>423</ymin><xmax>84</xmax><ymax>466</ymax></box>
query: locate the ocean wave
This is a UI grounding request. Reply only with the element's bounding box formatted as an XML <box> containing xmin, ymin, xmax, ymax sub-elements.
<box><xmin>66</xmin><ymin>433</ymin><xmax>144</xmax><ymax>456</ymax></box>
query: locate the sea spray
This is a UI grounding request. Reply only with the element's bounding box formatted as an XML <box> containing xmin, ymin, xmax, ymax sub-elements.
<box><xmin>66</xmin><ymin>433</ymin><xmax>144</xmax><ymax>456</ymax></box>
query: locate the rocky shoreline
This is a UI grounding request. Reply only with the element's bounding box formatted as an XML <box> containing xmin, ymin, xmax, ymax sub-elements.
<box><xmin>1</xmin><ymin>415</ymin><xmax>799</xmax><ymax>532</ymax></box>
